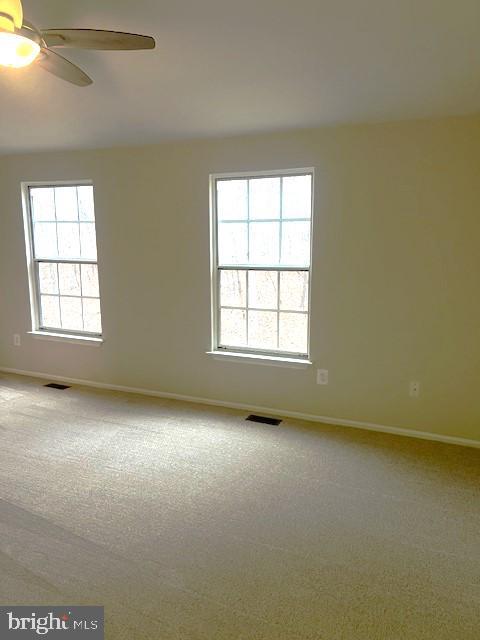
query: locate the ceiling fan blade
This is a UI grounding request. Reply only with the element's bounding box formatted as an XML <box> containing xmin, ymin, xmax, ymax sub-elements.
<box><xmin>41</xmin><ymin>29</ymin><xmax>156</xmax><ymax>51</ymax></box>
<box><xmin>36</xmin><ymin>48</ymin><xmax>92</xmax><ymax>86</ymax></box>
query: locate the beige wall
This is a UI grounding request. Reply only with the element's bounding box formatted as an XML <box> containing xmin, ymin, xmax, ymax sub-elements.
<box><xmin>1</xmin><ymin>115</ymin><xmax>479</xmax><ymax>442</ymax></box>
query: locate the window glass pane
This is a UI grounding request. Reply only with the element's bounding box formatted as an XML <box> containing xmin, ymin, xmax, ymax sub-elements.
<box><xmin>38</xmin><ymin>263</ymin><xmax>58</xmax><ymax>294</ymax></box>
<box><xmin>280</xmin><ymin>271</ymin><xmax>309</xmax><ymax>311</ymax></box>
<box><xmin>217</xmin><ymin>180</ymin><xmax>247</xmax><ymax>221</ymax></box>
<box><xmin>220</xmin><ymin>270</ymin><xmax>246</xmax><ymax>307</ymax></box>
<box><xmin>33</xmin><ymin>222</ymin><xmax>58</xmax><ymax>258</ymax></box>
<box><xmin>40</xmin><ymin>295</ymin><xmax>60</xmax><ymax>328</ymax></box>
<box><xmin>80</xmin><ymin>223</ymin><xmax>97</xmax><ymax>260</ymax></box>
<box><xmin>248</xmin><ymin>271</ymin><xmax>278</xmax><ymax>310</ymax></box>
<box><xmin>279</xmin><ymin>312</ymin><xmax>308</xmax><ymax>353</ymax></box>
<box><xmin>249</xmin><ymin>178</ymin><xmax>280</xmax><ymax>220</ymax></box>
<box><xmin>249</xmin><ymin>222</ymin><xmax>279</xmax><ymax>265</ymax></box>
<box><xmin>58</xmin><ymin>263</ymin><xmax>81</xmax><ymax>296</ymax></box>
<box><xmin>282</xmin><ymin>175</ymin><xmax>312</xmax><ymax>219</ymax></box>
<box><xmin>248</xmin><ymin>310</ymin><xmax>277</xmax><ymax>350</ymax></box>
<box><xmin>218</xmin><ymin>222</ymin><xmax>248</xmax><ymax>265</ymax></box>
<box><xmin>77</xmin><ymin>186</ymin><xmax>95</xmax><ymax>221</ymax></box>
<box><xmin>220</xmin><ymin>308</ymin><xmax>247</xmax><ymax>347</ymax></box>
<box><xmin>83</xmin><ymin>298</ymin><xmax>102</xmax><ymax>334</ymax></box>
<box><xmin>57</xmin><ymin>223</ymin><xmax>80</xmax><ymax>259</ymax></box>
<box><xmin>30</xmin><ymin>188</ymin><xmax>56</xmax><ymax>221</ymax></box>
<box><xmin>54</xmin><ymin>187</ymin><xmax>78</xmax><ymax>221</ymax></box>
<box><xmin>280</xmin><ymin>221</ymin><xmax>310</xmax><ymax>266</ymax></box>
<box><xmin>81</xmin><ymin>264</ymin><xmax>100</xmax><ymax>298</ymax></box>
<box><xmin>60</xmin><ymin>296</ymin><xmax>83</xmax><ymax>331</ymax></box>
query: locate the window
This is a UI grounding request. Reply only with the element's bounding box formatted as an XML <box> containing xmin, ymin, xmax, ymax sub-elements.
<box><xmin>22</xmin><ymin>182</ymin><xmax>102</xmax><ymax>338</ymax></box>
<box><xmin>211</xmin><ymin>169</ymin><xmax>313</xmax><ymax>359</ymax></box>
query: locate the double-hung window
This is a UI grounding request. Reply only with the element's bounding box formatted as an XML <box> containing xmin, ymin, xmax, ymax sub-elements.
<box><xmin>211</xmin><ymin>169</ymin><xmax>313</xmax><ymax>360</ymax></box>
<box><xmin>23</xmin><ymin>182</ymin><xmax>102</xmax><ymax>338</ymax></box>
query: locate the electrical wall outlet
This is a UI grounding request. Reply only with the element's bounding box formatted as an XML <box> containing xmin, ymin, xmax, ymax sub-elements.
<box><xmin>409</xmin><ymin>381</ymin><xmax>420</xmax><ymax>397</ymax></box>
<box><xmin>317</xmin><ymin>369</ymin><xmax>328</xmax><ymax>385</ymax></box>
<box><xmin>13</xmin><ymin>334</ymin><xmax>21</xmax><ymax>347</ymax></box>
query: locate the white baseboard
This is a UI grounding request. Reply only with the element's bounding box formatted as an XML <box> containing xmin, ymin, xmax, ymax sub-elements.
<box><xmin>1</xmin><ymin>366</ymin><xmax>479</xmax><ymax>450</ymax></box>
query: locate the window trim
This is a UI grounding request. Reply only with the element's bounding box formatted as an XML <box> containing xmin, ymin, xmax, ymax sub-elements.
<box><xmin>21</xmin><ymin>180</ymin><xmax>103</xmax><ymax>340</ymax></box>
<box><xmin>209</xmin><ymin>167</ymin><xmax>314</xmax><ymax>361</ymax></box>
<box><xmin>28</xmin><ymin>331</ymin><xmax>103</xmax><ymax>346</ymax></box>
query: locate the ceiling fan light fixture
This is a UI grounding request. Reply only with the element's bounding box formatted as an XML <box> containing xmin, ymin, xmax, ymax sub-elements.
<box><xmin>0</xmin><ymin>0</ymin><xmax>23</xmax><ymax>31</ymax></box>
<box><xmin>0</xmin><ymin>0</ymin><xmax>156</xmax><ymax>84</ymax></box>
<box><xmin>0</xmin><ymin>30</ymin><xmax>40</xmax><ymax>67</ymax></box>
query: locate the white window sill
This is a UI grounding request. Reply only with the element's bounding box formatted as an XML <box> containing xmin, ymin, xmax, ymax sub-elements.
<box><xmin>28</xmin><ymin>331</ymin><xmax>103</xmax><ymax>346</ymax></box>
<box><xmin>206</xmin><ymin>350</ymin><xmax>312</xmax><ymax>369</ymax></box>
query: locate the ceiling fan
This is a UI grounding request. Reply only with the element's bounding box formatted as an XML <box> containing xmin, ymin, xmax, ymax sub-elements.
<box><xmin>0</xmin><ymin>0</ymin><xmax>155</xmax><ymax>86</ymax></box>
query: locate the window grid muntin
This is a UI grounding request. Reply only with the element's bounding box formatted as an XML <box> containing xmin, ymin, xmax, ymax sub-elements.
<box><xmin>217</xmin><ymin>176</ymin><xmax>311</xmax><ymax>269</ymax></box>
<box><xmin>27</xmin><ymin>183</ymin><xmax>102</xmax><ymax>337</ymax></box>
<box><xmin>217</xmin><ymin>267</ymin><xmax>309</xmax><ymax>355</ymax></box>
<box><xmin>213</xmin><ymin>170</ymin><xmax>313</xmax><ymax>358</ymax></box>
<box><xmin>34</xmin><ymin>261</ymin><xmax>101</xmax><ymax>336</ymax></box>
<box><xmin>31</xmin><ymin>220</ymin><xmax>97</xmax><ymax>260</ymax></box>
<box><xmin>219</xmin><ymin>219</ymin><xmax>310</xmax><ymax>267</ymax></box>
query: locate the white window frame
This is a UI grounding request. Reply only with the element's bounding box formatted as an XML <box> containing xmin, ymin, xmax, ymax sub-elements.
<box><xmin>209</xmin><ymin>167</ymin><xmax>314</xmax><ymax>362</ymax></box>
<box><xmin>21</xmin><ymin>180</ymin><xmax>103</xmax><ymax>341</ymax></box>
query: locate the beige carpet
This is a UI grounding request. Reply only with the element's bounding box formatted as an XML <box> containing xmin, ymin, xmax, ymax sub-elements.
<box><xmin>0</xmin><ymin>372</ymin><xmax>479</xmax><ymax>639</ymax></box>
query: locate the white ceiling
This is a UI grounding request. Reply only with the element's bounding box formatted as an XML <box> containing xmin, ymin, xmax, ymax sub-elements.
<box><xmin>1</xmin><ymin>0</ymin><xmax>480</xmax><ymax>153</ymax></box>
